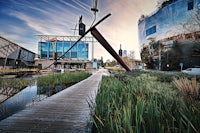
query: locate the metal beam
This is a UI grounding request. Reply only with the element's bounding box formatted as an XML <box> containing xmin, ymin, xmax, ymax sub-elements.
<box><xmin>91</xmin><ymin>27</ymin><xmax>131</xmax><ymax>72</ymax></box>
<box><xmin>37</xmin><ymin>13</ymin><xmax>131</xmax><ymax>72</ymax></box>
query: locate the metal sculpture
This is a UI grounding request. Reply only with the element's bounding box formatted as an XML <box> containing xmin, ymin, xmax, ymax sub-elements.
<box><xmin>39</xmin><ymin>13</ymin><xmax>131</xmax><ymax>72</ymax></box>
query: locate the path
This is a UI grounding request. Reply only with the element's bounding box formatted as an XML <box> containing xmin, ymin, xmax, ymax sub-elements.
<box><xmin>0</xmin><ymin>69</ymin><xmax>108</xmax><ymax>132</ymax></box>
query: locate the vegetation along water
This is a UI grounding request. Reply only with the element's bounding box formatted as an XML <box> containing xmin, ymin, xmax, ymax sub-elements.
<box><xmin>37</xmin><ymin>72</ymin><xmax>91</xmax><ymax>96</ymax></box>
<box><xmin>0</xmin><ymin>72</ymin><xmax>91</xmax><ymax>120</ymax></box>
<box><xmin>89</xmin><ymin>70</ymin><xmax>200</xmax><ymax>133</ymax></box>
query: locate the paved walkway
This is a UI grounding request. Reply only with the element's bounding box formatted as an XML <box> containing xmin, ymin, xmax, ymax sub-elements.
<box><xmin>0</xmin><ymin>69</ymin><xmax>108</xmax><ymax>133</ymax></box>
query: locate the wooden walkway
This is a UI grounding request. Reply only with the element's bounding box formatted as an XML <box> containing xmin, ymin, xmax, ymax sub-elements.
<box><xmin>0</xmin><ymin>70</ymin><xmax>106</xmax><ymax>133</ymax></box>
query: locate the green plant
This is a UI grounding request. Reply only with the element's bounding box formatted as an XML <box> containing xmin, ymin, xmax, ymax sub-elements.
<box><xmin>90</xmin><ymin>72</ymin><xmax>200</xmax><ymax>133</ymax></box>
<box><xmin>37</xmin><ymin>72</ymin><xmax>91</xmax><ymax>96</ymax></box>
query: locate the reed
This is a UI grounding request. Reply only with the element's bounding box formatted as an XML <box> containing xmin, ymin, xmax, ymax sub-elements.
<box><xmin>37</xmin><ymin>72</ymin><xmax>91</xmax><ymax>96</ymax></box>
<box><xmin>173</xmin><ymin>77</ymin><xmax>199</xmax><ymax>99</ymax></box>
<box><xmin>0</xmin><ymin>78</ymin><xmax>28</xmax><ymax>90</ymax></box>
<box><xmin>90</xmin><ymin>71</ymin><xmax>200</xmax><ymax>133</ymax></box>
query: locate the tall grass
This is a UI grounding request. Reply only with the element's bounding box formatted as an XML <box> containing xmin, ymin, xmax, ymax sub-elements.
<box><xmin>0</xmin><ymin>78</ymin><xmax>28</xmax><ymax>90</ymax></box>
<box><xmin>37</xmin><ymin>72</ymin><xmax>91</xmax><ymax>96</ymax></box>
<box><xmin>90</xmin><ymin>72</ymin><xmax>200</xmax><ymax>133</ymax></box>
<box><xmin>37</xmin><ymin>72</ymin><xmax>90</xmax><ymax>87</ymax></box>
<box><xmin>173</xmin><ymin>77</ymin><xmax>199</xmax><ymax>99</ymax></box>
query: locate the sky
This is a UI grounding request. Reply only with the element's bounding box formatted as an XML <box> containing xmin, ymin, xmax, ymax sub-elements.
<box><xmin>0</xmin><ymin>0</ymin><xmax>158</xmax><ymax>61</ymax></box>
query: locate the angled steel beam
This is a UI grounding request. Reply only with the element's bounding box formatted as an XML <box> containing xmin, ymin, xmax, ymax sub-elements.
<box><xmin>38</xmin><ymin>13</ymin><xmax>112</xmax><ymax>71</ymax></box>
<box><xmin>91</xmin><ymin>27</ymin><xmax>131</xmax><ymax>72</ymax></box>
<box><xmin>38</xmin><ymin>13</ymin><xmax>131</xmax><ymax>72</ymax></box>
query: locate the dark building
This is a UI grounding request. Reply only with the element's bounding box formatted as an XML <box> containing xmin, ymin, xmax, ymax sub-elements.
<box><xmin>0</xmin><ymin>36</ymin><xmax>35</xmax><ymax>68</ymax></box>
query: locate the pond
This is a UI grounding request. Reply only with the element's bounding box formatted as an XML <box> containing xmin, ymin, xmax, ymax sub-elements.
<box><xmin>0</xmin><ymin>85</ymin><xmax>47</xmax><ymax>120</ymax></box>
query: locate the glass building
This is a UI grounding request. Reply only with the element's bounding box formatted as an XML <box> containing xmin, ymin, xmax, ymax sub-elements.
<box><xmin>138</xmin><ymin>0</ymin><xmax>200</xmax><ymax>47</ymax></box>
<box><xmin>38</xmin><ymin>41</ymin><xmax>88</xmax><ymax>60</ymax></box>
<box><xmin>138</xmin><ymin>0</ymin><xmax>200</xmax><ymax>70</ymax></box>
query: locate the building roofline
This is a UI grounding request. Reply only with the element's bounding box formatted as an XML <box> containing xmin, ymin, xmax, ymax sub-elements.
<box><xmin>0</xmin><ymin>35</ymin><xmax>36</xmax><ymax>54</ymax></box>
<box><xmin>138</xmin><ymin>0</ymin><xmax>179</xmax><ymax>24</ymax></box>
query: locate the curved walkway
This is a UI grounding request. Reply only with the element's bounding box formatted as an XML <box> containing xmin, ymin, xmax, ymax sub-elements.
<box><xmin>0</xmin><ymin>69</ymin><xmax>108</xmax><ymax>132</ymax></box>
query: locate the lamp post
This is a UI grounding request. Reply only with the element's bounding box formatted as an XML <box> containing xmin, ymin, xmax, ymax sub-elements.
<box><xmin>159</xmin><ymin>42</ymin><xmax>161</xmax><ymax>71</ymax></box>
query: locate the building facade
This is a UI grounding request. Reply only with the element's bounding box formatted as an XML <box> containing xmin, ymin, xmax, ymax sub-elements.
<box><xmin>38</xmin><ymin>41</ymin><xmax>88</xmax><ymax>60</ymax></box>
<box><xmin>0</xmin><ymin>36</ymin><xmax>35</xmax><ymax>68</ymax></box>
<box><xmin>36</xmin><ymin>35</ymin><xmax>95</xmax><ymax>69</ymax></box>
<box><xmin>138</xmin><ymin>0</ymin><xmax>200</xmax><ymax>70</ymax></box>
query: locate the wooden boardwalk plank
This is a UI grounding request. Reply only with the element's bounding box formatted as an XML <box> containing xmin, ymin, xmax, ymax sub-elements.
<box><xmin>0</xmin><ymin>70</ymin><xmax>107</xmax><ymax>133</ymax></box>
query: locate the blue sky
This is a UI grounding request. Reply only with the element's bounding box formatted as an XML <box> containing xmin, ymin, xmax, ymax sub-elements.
<box><xmin>0</xmin><ymin>0</ymin><xmax>157</xmax><ymax>60</ymax></box>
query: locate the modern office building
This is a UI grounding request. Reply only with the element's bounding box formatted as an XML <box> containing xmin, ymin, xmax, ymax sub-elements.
<box><xmin>0</xmin><ymin>36</ymin><xmax>35</xmax><ymax>68</ymax></box>
<box><xmin>36</xmin><ymin>35</ymin><xmax>95</xmax><ymax>69</ymax></box>
<box><xmin>138</xmin><ymin>0</ymin><xmax>200</xmax><ymax>70</ymax></box>
<box><xmin>39</xmin><ymin>41</ymin><xmax>88</xmax><ymax>60</ymax></box>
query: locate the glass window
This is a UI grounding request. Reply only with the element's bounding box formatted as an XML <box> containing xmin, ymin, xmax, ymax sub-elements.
<box><xmin>49</xmin><ymin>42</ymin><xmax>53</xmax><ymax>52</ymax></box>
<box><xmin>57</xmin><ymin>52</ymin><xmax>62</xmax><ymax>57</ymax></box>
<box><xmin>41</xmin><ymin>42</ymin><xmax>48</xmax><ymax>52</ymax></box>
<box><xmin>40</xmin><ymin>41</ymin><xmax>89</xmax><ymax>60</ymax></box>
<box><xmin>186</xmin><ymin>68</ymin><xmax>192</xmax><ymax>71</ymax></box>
<box><xmin>146</xmin><ymin>26</ymin><xmax>156</xmax><ymax>36</ymax></box>
<box><xmin>72</xmin><ymin>42</ymin><xmax>77</xmax><ymax>52</ymax></box>
<box><xmin>65</xmin><ymin>52</ymin><xmax>70</xmax><ymax>58</ymax></box>
<box><xmin>188</xmin><ymin>1</ymin><xmax>194</xmax><ymax>10</ymax></box>
<box><xmin>77</xmin><ymin>43</ymin><xmax>84</xmax><ymax>59</ymax></box>
<box><xmin>63</xmin><ymin>42</ymin><xmax>71</xmax><ymax>58</ymax></box>
<box><xmin>49</xmin><ymin>42</ymin><xmax>53</xmax><ymax>58</ymax></box>
<box><xmin>64</xmin><ymin>42</ymin><xmax>71</xmax><ymax>52</ymax></box>
<box><xmin>56</xmin><ymin>41</ymin><xmax>63</xmax><ymax>53</ymax></box>
<box><xmin>77</xmin><ymin>43</ymin><xmax>89</xmax><ymax>59</ymax></box>
<box><xmin>71</xmin><ymin>52</ymin><xmax>77</xmax><ymax>58</ymax></box>
<box><xmin>41</xmin><ymin>42</ymin><xmax>48</xmax><ymax>59</ymax></box>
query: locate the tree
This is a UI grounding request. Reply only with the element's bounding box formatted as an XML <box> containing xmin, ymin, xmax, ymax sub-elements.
<box><xmin>141</xmin><ymin>47</ymin><xmax>154</xmax><ymax>69</ymax></box>
<box><xmin>156</xmin><ymin>0</ymin><xmax>177</xmax><ymax>8</ymax></box>
<box><xmin>128</xmin><ymin>51</ymin><xmax>135</xmax><ymax>61</ymax></box>
<box><xmin>174</xmin><ymin>6</ymin><xmax>200</xmax><ymax>68</ymax></box>
<box><xmin>128</xmin><ymin>50</ymin><xmax>136</xmax><ymax>69</ymax></box>
<box><xmin>108</xmin><ymin>60</ymin><xmax>117</xmax><ymax>67</ymax></box>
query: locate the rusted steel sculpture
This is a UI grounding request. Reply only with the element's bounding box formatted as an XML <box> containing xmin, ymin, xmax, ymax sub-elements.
<box><xmin>91</xmin><ymin>27</ymin><xmax>131</xmax><ymax>72</ymax></box>
<box><xmin>40</xmin><ymin>13</ymin><xmax>131</xmax><ymax>72</ymax></box>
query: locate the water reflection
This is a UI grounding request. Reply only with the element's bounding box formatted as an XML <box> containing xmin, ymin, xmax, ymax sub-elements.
<box><xmin>0</xmin><ymin>77</ymin><xmax>69</xmax><ymax>121</ymax></box>
<box><xmin>0</xmin><ymin>85</ymin><xmax>46</xmax><ymax>120</ymax></box>
<box><xmin>37</xmin><ymin>85</ymin><xmax>63</xmax><ymax>96</ymax></box>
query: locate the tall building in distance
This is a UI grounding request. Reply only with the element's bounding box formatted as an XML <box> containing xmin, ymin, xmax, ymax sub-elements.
<box><xmin>138</xmin><ymin>0</ymin><xmax>200</xmax><ymax>70</ymax></box>
<box><xmin>119</xmin><ymin>44</ymin><xmax>122</xmax><ymax>56</ymax></box>
<box><xmin>122</xmin><ymin>50</ymin><xmax>127</xmax><ymax>57</ymax></box>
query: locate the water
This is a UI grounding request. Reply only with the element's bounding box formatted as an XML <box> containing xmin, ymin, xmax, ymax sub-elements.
<box><xmin>0</xmin><ymin>85</ymin><xmax>46</xmax><ymax>120</ymax></box>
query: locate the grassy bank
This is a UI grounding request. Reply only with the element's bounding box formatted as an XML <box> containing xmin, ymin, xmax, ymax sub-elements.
<box><xmin>90</xmin><ymin>71</ymin><xmax>200</xmax><ymax>133</ymax></box>
<box><xmin>37</xmin><ymin>72</ymin><xmax>91</xmax><ymax>96</ymax></box>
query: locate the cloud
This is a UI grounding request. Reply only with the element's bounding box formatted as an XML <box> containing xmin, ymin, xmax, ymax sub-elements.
<box><xmin>0</xmin><ymin>31</ymin><xmax>22</xmax><ymax>42</ymax></box>
<box><xmin>72</xmin><ymin>0</ymin><xmax>90</xmax><ymax>10</ymax></box>
<box><xmin>59</xmin><ymin>0</ymin><xmax>82</xmax><ymax>11</ymax></box>
<box><xmin>91</xmin><ymin>0</ymin><xmax>157</xmax><ymax>60</ymax></box>
<box><xmin>0</xmin><ymin>0</ymin><xmax>157</xmax><ymax>61</ymax></box>
<box><xmin>0</xmin><ymin>31</ymin><xmax>37</xmax><ymax>53</ymax></box>
<box><xmin>9</xmin><ymin>10</ymin><xmax>75</xmax><ymax>35</ymax></box>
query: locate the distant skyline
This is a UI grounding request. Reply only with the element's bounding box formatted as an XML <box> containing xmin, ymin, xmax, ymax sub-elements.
<box><xmin>0</xmin><ymin>0</ymin><xmax>157</xmax><ymax>60</ymax></box>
